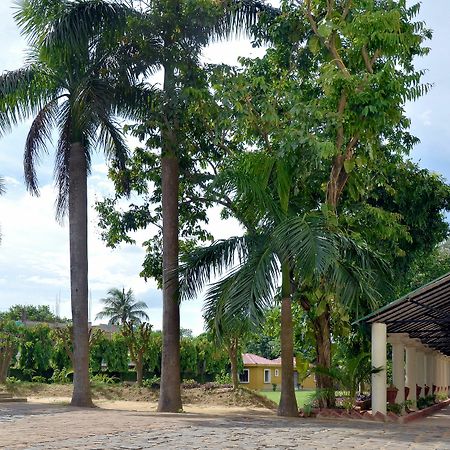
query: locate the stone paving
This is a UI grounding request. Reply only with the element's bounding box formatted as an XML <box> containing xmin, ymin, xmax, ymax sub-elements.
<box><xmin>0</xmin><ymin>402</ymin><xmax>449</xmax><ymax>450</ymax></box>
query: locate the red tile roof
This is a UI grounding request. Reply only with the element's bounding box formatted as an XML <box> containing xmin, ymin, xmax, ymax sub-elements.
<box><xmin>242</xmin><ymin>353</ymin><xmax>296</xmax><ymax>366</ymax></box>
<box><xmin>242</xmin><ymin>353</ymin><xmax>276</xmax><ymax>365</ymax></box>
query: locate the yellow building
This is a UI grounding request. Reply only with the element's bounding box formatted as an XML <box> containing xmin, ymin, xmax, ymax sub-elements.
<box><xmin>240</xmin><ymin>353</ymin><xmax>316</xmax><ymax>391</ymax></box>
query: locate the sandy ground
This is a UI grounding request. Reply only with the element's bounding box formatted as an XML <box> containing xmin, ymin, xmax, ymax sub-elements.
<box><xmin>27</xmin><ymin>395</ymin><xmax>275</xmax><ymax>415</ymax></box>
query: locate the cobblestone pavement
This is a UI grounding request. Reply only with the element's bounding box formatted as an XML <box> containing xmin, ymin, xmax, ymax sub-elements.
<box><xmin>0</xmin><ymin>402</ymin><xmax>449</xmax><ymax>450</ymax></box>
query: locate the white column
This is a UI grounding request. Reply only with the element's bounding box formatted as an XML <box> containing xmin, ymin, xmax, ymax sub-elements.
<box><xmin>423</xmin><ymin>347</ymin><xmax>433</xmax><ymax>395</ymax></box>
<box><xmin>433</xmin><ymin>351</ymin><xmax>440</xmax><ymax>392</ymax></box>
<box><xmin>416</xmin><ymin>348</ymin><xmax>425</xmax><ymax>398</ymax></box>
<box><xmin>406</xmin><ymin>344</ymin><xmax>417</xmax><ymax>408</ymax></box>
<box><xmin>371</xmin><ymin>323</ymin><xmax>387</xmax><ymax>415</ymax></box>
<box><xmin>388</xmin><ymin>334</ymin><xmax>406</xmax><ymax>405</ymax></box>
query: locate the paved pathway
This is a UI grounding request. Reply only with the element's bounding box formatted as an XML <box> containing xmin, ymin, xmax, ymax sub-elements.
<box><xmin>0</xmin><ymin>402</ymin><xmax>449</xmax><ymax>449</ymax></box>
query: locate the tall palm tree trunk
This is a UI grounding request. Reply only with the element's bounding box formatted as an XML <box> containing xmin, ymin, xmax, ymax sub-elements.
<box><xmin>228</xmin><ymin>337</ymin><xmax>239</xmax><ymax>390</ymax></box>
<box><xmin>158</xmin><ymin>63</ymin><xmax>182</xmax><ymax>413</ymax></box>
<box><xmin>69</xmin><ymin>142</ymin><xmax>93</xmax><ymax>407</ymax></box>
<box><xmin>278</xmin><ymin>263</ymin><xmax>298</xmax><ymax>417</ymax></box>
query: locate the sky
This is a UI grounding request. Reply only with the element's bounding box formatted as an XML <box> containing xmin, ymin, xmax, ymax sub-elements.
<box><xmin>0</xmin><ymin>1</ymin><xmax>449</xmax><ymax>335</ymax></box>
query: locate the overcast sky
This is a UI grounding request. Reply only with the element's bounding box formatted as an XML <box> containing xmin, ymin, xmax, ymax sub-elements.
<box><xmin>0</xmin><ymin>1</ymin><xmax>449</xmax><ymax>335</ymax></box>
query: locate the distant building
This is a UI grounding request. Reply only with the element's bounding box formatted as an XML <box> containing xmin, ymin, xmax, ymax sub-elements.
<box><xmin>240</xmin><ymin>353</ymin><xmax>316</xmax><ymax>391</ymax></box>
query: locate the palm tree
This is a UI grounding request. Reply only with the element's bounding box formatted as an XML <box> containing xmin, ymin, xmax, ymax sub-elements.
<box><xmin>0</xmin><ymin>1</ymin><xmax>151</xmax><ymax>406</ymax></box>
<box><xmin>180</xmin><ymin>152</ymin><xmax>385</xmax><ymax>416</ymax></box>
<box><xmin>96</xmin><ymin>287</ymin><xmax>149</xmax><ymax>325</ymax></box>
<box><xmin>0</xmin><ymin>177</ymin><xmax>4</xmax><ymax>245</ymax></box>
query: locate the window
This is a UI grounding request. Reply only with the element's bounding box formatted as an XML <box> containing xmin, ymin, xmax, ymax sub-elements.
<box><xmin>264</xmin><ymin>369</ymin><xmax>271</xmax><ymax>384</ymax></box>
<box><xmin>239</xmin><ymin>369</ymin><xmax>249</xmax><ymax>383</ymax></box>
<box><xmin>274</xmin><ymin>369</ymin><xmax>279</xmax><ymax>377</ymax></box>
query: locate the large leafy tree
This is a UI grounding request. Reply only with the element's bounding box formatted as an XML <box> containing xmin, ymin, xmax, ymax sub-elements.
<box><xmin>96</xmin><ymin>287</ymin><xmax>149</xmax><ymax>325</ymax></box>
<box><xmin>0</xmin><ymin>0</ymin><xmax>150</xmax><ymax>406</ymax></box>
<box><xmin>232</xmin><ymin>0</ymin><xmax>432</xmax><ymax>406</ymax></box>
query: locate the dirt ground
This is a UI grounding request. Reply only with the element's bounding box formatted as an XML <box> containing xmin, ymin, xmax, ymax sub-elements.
<box><xmin>2</xmin><ymin>382</ymin><xmax>277</xmax><ymax>410</ymax></box>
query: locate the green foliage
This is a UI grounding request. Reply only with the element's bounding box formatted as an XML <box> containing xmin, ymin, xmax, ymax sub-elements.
<box><xmin>180</xmin><ymin>336</ymin><xmax>198</xmax><ymax>379</ymax></box>
<box><xmin>50</xmin><ymin>368</ymin><xmax>72</xmax><ymax>384</ymax></box>
<box><xmin>90</xmin><ymin>373</ymin><xmax>118</xmax><ymax>385</ymax></box>
<box><xmin>387</xmin><ymin>402</ymin><xmax>403</xmax><ymax>415</ymax></box>
<box><xmin>142</xmin><ymin>375</ymin><xmax>160</xmax><ymax>388</ymax></box>
<box><xmin>31</xmin><ymin>375</ymin><xmax>48</xmax><ymax>383</ymax></box>
<box><xmin>214</xmin><ymin>370</ymin><xmax>232</xmax><ymax>385</ymax></box>
<box><xmin>104</xmin><ymin>333</ymin><xmax>129</xmax><ymax>373</ymax></box>
<box><xmin>0</xmin><ymin>305</ymin><xmax>62</xmax><ymax>323</ymax></box>
<box><xmin>18</xmin><ymin>325</ymin><xmax>53</xmax><ymax>377</ymax></box>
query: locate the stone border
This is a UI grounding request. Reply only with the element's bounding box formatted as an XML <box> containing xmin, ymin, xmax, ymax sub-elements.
<box><xmin>399</xmin><ymin>398</ymin><xmax>450</xmax><ymax>424</ymax></box>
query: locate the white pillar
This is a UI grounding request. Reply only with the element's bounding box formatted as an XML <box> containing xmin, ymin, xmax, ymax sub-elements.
<box><xmin>406</xmin><ymin>344</ymin><xmax>417</xmax><ymax>408</ymax></box>
<box><xmin>416</xmin><ymin>348</ymin><xmax>425</xmax><ymax>398</ymax></box>
<box><xmin>371</xmin><ymin>323</ymin><xmax>387</xmax><ymax>415</ymax></box>
<box><xmin>388</xmin><ymin>334</ymin><xmax>406</xmax><ymax>405</ymax></box>
<box><xmin>423</xmin><ymin>347</ymin><xmax>433</xmax><ymax>395</ymax></box>
<box><xmin>433</xmin><ymin>351</ymin><xmax>440</xmax><ymax>392</ymax></box>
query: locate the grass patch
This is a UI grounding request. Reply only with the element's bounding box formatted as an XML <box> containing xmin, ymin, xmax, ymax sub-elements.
<box><xmin>259</xmin><ymin>390</ymin><xmax>315</xmax><ymax>407</ymax></box>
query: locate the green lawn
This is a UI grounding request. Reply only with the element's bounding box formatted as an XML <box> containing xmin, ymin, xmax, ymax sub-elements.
<box><xmin>259</xmin><ymin>390</ymin><xmax>316</xmax><ymax>407</ymax></box>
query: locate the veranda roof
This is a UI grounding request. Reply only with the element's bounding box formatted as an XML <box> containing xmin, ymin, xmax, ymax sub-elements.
<box><xmin>357</xmin><ymin>272</ymin><xmax>450</xmax><ymax>356</ymax></box>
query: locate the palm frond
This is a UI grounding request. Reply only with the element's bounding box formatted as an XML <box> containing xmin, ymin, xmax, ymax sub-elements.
<box><xmin>179</xmin><ymin>235</ymin><xmax>257</xmax><ymax>300</ymax></box>
<box><xmin>54</xmin><ymin>101</ymin><xmax>72</xmax><ymax>222</ymax></box>
<box><xmin>202</xmin><ymin>238</ymin><xmax>279</xmax><ymax>328</ymax></box>
<box><xmin>16</xmin><ymin>0</ymin><xmax>133</xmax><ymax>52</ymax></box>
<box><xmin>213</xmin><ymin>0</ymin><xmax>280</xmax><ymax>41</ymax></box>
<box><xmin>24</xmin><ymin>99</ymin><xmax>59</xmax><ymax>196</ymax></box>
<box><xmin>0</xmin><ymin>65</ymin><xmax>57</xmax><ymax>137</ymax></box>
<box><xmin>274</xmin><ymin>214</ymin><xmax>337</xmax><ymax>283</ymax></box>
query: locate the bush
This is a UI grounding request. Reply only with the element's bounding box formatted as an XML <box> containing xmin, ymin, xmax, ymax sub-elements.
<box><xmin>182</xmin><ymin>379</ymin><xmax>200</xmax><ymax>389</ymax></box>
<box><xmin>50</xmin><ymin>368</ymin><xmax>72</xmax><ymax>384</ymax></box>
<box><xmin>90</xmin><ymin>373</ymin><xmax>118</xmax><ymax>385</ymax></box>
<box><xmin>142</xmin><ymin>375</ymin><xmax>160</xmax><ymax>388</ymax></box>
<box><xmin>31</xmin><ymin>375</ymin><xmax>48</xmax><ymax>383</ymax></box>
<box><xmin>5</xmin><ymin>376</ymin><xmax>21</xmax><ymax>384</ymax></box>
<box><xmin>387</xmin><ymin>402</ymin><xmax>403</xmax><ymax>415</ymax></box>
<box><xmin>214</xmin><ymin>370</ymin><xmax>232</xmax><ymax>385</ymax></box>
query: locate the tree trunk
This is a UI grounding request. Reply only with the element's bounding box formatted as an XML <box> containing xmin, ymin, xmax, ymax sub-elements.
<box><xmin>0</xmin><ymin>346</ymin><xmax>14</xmax><ymax>383</ymax></box>
<box><xmin>313</xmin><ymin>305</ymin><xmax>334</xmax><ymax>408</ymax></box>
<box><xmin>278</xmin><ymin>263</ymin><xmax>298</xmax><ymax>417</ymax></box>
<box><xmin>157</xmin><ymin>63</ymin><xmax>182</xmax><ymax>412</ymax></box>
<box><xmin>228</xmin><ymin>338</ymin><xmax>239</xmax><ymax>390</ymax></box>
<box><xmin>69</xmin><ymin>142</ymin><xmax>93</xmax><ymax>407</ymax></box>
<box><xmin>136</xmin><ymin>357</ymin><xmax>144</xmax><ymax>387</ymax></box>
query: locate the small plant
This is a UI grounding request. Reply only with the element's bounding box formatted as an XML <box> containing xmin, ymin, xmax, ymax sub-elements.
<box><xmin>417</xmin><ymin>397</ymin><xmax>428</xmax><ymax>410</ymax></box>
<box><xmin>31</xmin><ymin>375</ymin><xmax>47</xmax><ymax>384</ymax></box>
<box><xmin>5</xmin><ymin>376</ymin><xmax>20</xmax><ymax>384</ymax></box>
<box><xmin>50</xmin><ymin>368</ymin><xmax>72</xmax><ymax>384</ymax></box>
<box><xmin>387</xmin><ymin>402</ymin><xmax>403</xmax><ymax>415</ymax></box>
<box><xmin>436</xmin><ymin>392</ymin><xmax>448</xmax><ymax>402</ymax></box>
<box><xmin>181</xmin><ymin>379</ymin><xmax>199</xmax><ymax>389</ymax></box>
<box><xmin>302</xmin><ymin>403</ymin><xmax>313</xmax><ymax>417</ymax></box>
<box><xmin>272</xmin><ymin>383</ymin><xmax>277</xmax><ymax>392</ymax></box>
<box><xmin>90</xmin><ymin>373</ymin><xmax>117</xmax><ymax>385</ymax></box>
<box><xmin>214</xmin><ymin>370</ymin><xmax>232</xmax><ymax>385</ymax></box>
<box><xmin>142</xmin><ymin>375</ymin><xmax>160</xmax><ymax>388</ymax></box>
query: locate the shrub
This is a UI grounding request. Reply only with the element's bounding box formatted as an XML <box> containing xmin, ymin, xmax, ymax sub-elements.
<box><xmin>5</xmin><ymin>376</ymin><xmax>20</xmax><ymax>384</ymax></box>
<box><xmin>387</xmin><ymin>402</ymin><xmax>403</xmax><ymax>415</ymax></box>
<box><xmin>50</xmin><ymin>368</ymin><xmax>72</xmax><ymax>384</ymax></box>
<box><xmin>31</xmin><ymin>375</ymin><xmax>47</xmax><ymax>384</ymax></box>
<box><xmin>90</xmin><ymin>373</ymin><xmax>117</xmax><ymax>385</ymax></box>
<box><xmin>182</xmin><ymin>379</ymin><xmax>200</xmax><ymax>389</ymax></box>
<box><xmin>142</xmin><ymin>375</ymin><xmax>160</xmax><ymax>388</ymax></box>
<box><xmin>214</xmin><ymin>370</ymin><xmax>232</xmax><ymax>385</ymax></box>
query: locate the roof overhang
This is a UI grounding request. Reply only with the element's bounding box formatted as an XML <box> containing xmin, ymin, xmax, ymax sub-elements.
<box><xmin>356</xmin><ymin>272</ymin><xmax>450</xmax><ymax>356</ymax></box>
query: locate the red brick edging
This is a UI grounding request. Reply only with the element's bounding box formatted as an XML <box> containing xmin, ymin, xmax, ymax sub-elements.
<box><xmin>399</xmin><ymin>398</ymin><xmax>450</xmax><ymax>424</ymax></box>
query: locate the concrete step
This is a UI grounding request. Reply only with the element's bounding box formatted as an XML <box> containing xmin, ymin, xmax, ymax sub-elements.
<box><xmin>0</xmin><ymin>397</ymin><xmax>27</xmax><ymax>403</ymax></box>
<box><xmin>0</xmin><ymin>393</ymin><xmax>12</xmax><ymax>398</ymax></box>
